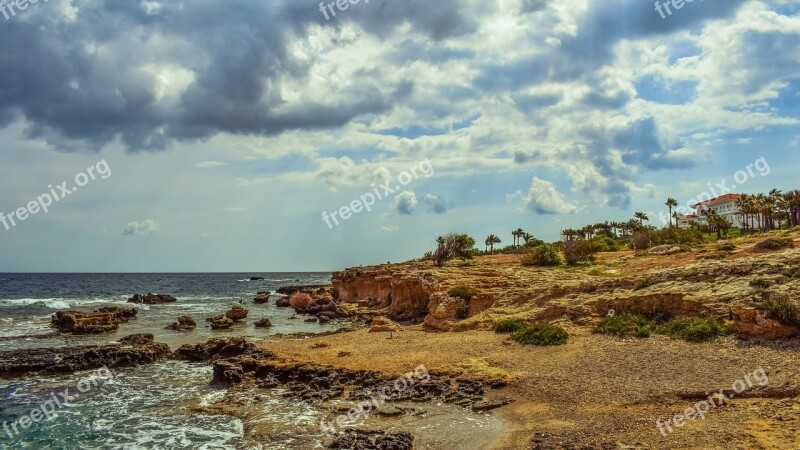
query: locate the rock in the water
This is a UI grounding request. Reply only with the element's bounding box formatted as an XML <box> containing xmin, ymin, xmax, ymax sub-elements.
<box><xmin>225</xmin><ymin>305</ymin><xmax>248</xmax><ymax>322</ymax></box>
<box><xmin>275</xmin><ymin>296</ymin><xmax>291</xmax><ymax>307</ymax></box>
<box><xmin>254</xmin><ymin>293</ymin><xmax>271</xmax><ymax>304</ymax></box>
<box><xmin>166</xmin><ymin>315</ymin><xmax>196</xmax><ymax>331</ymax></box>
<box><xmin>118</xmin><ymin>334</ymin><xmax>154</xmax><ymax>346</ymax></box>
<box><xmin>255</xmin><ymin>318</ymin><xmax>272</xmax><ymax>328</ymax></box>
<box><xmin>250</xmin><ymin>276</ymin><xmax>265</xmax><ymax>281</ymax></box>
<box><xmin>173</xmin><ymin>337</ymin><xmax>274</xmax><ymax>363</ymax></box>
<box><xmin>51</xmin><ymin>307</ymin><xmax>138</xmax><ymax>335</ymax></box>
<box><xmin>0</xmin><ymin>335</ymin><xmax>170</xmax><ymax>377</ymax></box>
<box><xmin>128</xmin><ymin>293</ymin><xmax>178</xmax><ymax>304</ymax></box>
<box><xmin>210</xmin><ymin>317</ymin><xmax>235</xmax><ymax>330</ymax></box>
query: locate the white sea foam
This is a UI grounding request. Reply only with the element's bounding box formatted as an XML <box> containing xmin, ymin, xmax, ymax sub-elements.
<box><xmin>0</xmin><ymin>298</ymin><xmax>71</xmax><ymax>309</ymax></box>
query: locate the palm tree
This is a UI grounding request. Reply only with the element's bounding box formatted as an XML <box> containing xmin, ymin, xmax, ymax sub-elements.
<box><xmin>634</xmin><ymin>212</ymin><xmax>649</xmax><ymax>226</ymax></box>
<box><xmin>485</xmin><ymin>234</ymin><xmax>501</xmax><ymax>253</ymax></box>
<box><xmin>512</xmin><ymin>228</ymin><xmax>525</xmax><ymax>247</ymax></box>
<box><xmin>521</xmin><ymin>232</ymin><xmax>534</xmax><ymax>245</ymax></box>
<box><xmin>665</xmin><ymin>198</ymin><xmax>678</xmax><ymax>228</ymax></box>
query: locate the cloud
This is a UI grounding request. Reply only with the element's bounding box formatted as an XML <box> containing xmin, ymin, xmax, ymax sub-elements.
<box><xmin>123</xmin><ymin>219</ymin><xmax>160</xmax><ymax>236</ymax></box>
<box><xmin>380</xmin><ymin>225</ymin><xmax>400</xmax><ymax>233</ymax></box>
<box><xmin>393</xmin><ymin>191</ymin><xmax>418</xmax><ymax>215</ymax></box>
<box><xmin>195</xmin><ymin>161</ymin><xmax>228</xmax><ymax>168</ymax></box>
<box><xmin>518</xmin><ymin>177</ymin><xmax>579</xmax><ymax>215</ymax></box>
<box><xmin>423</xmin><ymin>194</ymin><xmax>449</xmax><ymax>214</ymax></box>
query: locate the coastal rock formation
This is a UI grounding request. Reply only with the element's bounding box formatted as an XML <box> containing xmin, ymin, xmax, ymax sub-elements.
<box><xmin>0</xmin><ymin>334</ymin><xmax>170</xmax><ymax>377</ymax></box>
<box><xmin>250</xmin><ymin>277</ymin><xmax>265</xmax><ymax>281</ymax></box>
<box><xmin>332</xmin><ymin>268</ymin><xmax>435</xmax><ymax>323</ymax></box>
<box><xmin>254</xmin><ymin>292</ymin><xmax>271</xmax><ymax>304</ymax></box>
<box><xmin>275</xmin><ymin>296</ymin><xmax>291</xmax><ymax>307</ymax></box>
<box><xmin>329</xmin><ymin>239</ymin><xmax>800</xmax><ymax>337</ymax></box>
<box><xmin>730</xmin><ymin>307</ymin><xmax>798</xmax><ymax>339</ymax></box>
<box><xmin>51</xmin><ymin>307</ymin><xmax>138</xmax><ymax>334</ymax></box>
<box><xmin>255</xmin><ymin>318</ymin><xmax>272</xmax><ymax>328</ymax></box>
<box><xmin>119</xmin><ymin>333</ymin><xmax>155</xmax><ymax>346</ymax></box>
<box><xmin>128</xmin><ymin>293</ymin><xmax>178</xmax><ymax>304</ymax></box>
<box><xmin>173</xmin><ymin>337</ymin><xmax>274</xmax><ymax>362</ymax></box>
<box><xmin>210</xmin><ymin>317</ymin><xmax>235</xmax><ymax>330</ymax></box>
<box><xmin>276</xmin><ymin>284</ymin><xmax>330</xmax><ymax>296</ymax></box>
<box><xmin>166</xmin><ymin>315</ymin><xmax>196</xmax><ymax>331</ymax></box>
<box><xmin>225</xmin><ymin>305</ymin><xmax>249</xmax><ymax>321</ymax></box>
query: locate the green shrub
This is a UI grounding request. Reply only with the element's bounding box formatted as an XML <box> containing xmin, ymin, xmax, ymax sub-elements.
<box><xmin>587</xmin><ymin>267</ymin><xmax>607</xmax><ymax>277</ymax></box>
<box><xmin>581</xmin><ymin>284</ymin><xmax>598</xmax><ymax>293</ymax></box>
<box><xmin>634</xmin><ymin>277</ymin><xmax>658</xmax><ymax>291</ymax></box>
<box><xmin>593</xmin><ymin>314</ymin><xmax>651</xmax><ymax>338</ymax></box>
<box><xmin>510</xmin><ymin>323</ymin><xmax>568</xmax><ymax>346</ymax></box>
<box><xmin>749</xmin><ymin>277</ymin><xmax>771</xmax><ymax>289</ymax></box>
<box><xmin>494</xmin><ymin>319</ymin><xmax>527</xmax><ymax>334</ymax></box>
<box><xmin>448</xmin><ymin>286</ymin><xmax>480</xmax><ymax>301</ymax></box>
<box><xmin>756</xmin><ymin>293</ymin><xmax>800</xmax><ymax>328</ymax></box>
<box><xmin>781</xmin><ymin>265</ymin><xmax>800</xmax><ymax>279</ymax></box>
<box><xmin>522</xmin><ymin>244</ymin><xmax>562</xmax><ymax>267</ymax></box>
<box><xmin>655</xmin><ymin>317</ymin><xmax>730</xmax><ymax>343</ymax></box>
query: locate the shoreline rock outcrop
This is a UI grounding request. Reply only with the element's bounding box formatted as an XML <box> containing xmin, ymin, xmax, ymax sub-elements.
<box><xmin>128</xmin><ymin>293</ymin><xmax>178</xmax><ymax>304</ymax></box>
<box><xmin>51</xmin><ymin>307</ymin><xmax>138</xmax><ymax>334</ymax></box>
<box><xmin>0</xmin><ymin>334</ymin><xmax>170</xmax><ymax>377</ymax></box>
<box><xmin>166</xmin><ymin>315</ymin><xmax>197</xmax><ymax>331</ymax></box>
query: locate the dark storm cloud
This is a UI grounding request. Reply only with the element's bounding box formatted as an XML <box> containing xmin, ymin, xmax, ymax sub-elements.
<box><xmin>0</xmin><ymin>0</ymin><xmax>470</xmax><ymax>152</ymax></box>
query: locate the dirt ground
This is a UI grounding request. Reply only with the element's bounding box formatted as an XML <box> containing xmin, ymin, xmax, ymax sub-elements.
<box><xmin>259</xmin><ymin>328</ymin><xmax>800</xmax><ymax>449</ymax></box>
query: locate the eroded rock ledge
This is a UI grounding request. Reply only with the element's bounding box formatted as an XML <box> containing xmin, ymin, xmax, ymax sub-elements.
<box><xmin>0</xmin><ymin>333</ymin><xmax>170</xmax><ymax>377</ymax></box>
<box><xmin>51</xmin><ymin>307</ymin><xmax>138</xmax><ymax>334</ymax></box>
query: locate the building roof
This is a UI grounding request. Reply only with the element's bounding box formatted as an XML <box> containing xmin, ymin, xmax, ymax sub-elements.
<box><xmin>691</xmin><ymin>193</ymin><xmax>741</xmax><ymax>209</ymax></box>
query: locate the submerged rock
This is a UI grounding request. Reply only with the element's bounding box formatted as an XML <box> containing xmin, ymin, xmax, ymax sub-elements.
<box><xmin>210</xmin><ymin>317</ymin><xmax>235</xmax><ymax>330</ymax></box>
<box><xmin>166</xmin><ymin>315</ymin><xmax>197</xmax><ymax>331</ymax></box>
<box><xmin>255</xmin><ymin>318</ymin><xmax>272</xmax><ymax>328</ymax></box>
<box><xmin>0</xmin><ymin>334</ymin><xmax>170</xmax><ymax>377</ymax></box>
<box><xmin>254</xmin><ymin>293</ymin><xmax>271</xmax><ymax>304</ymax></box>
<box><xmin>51</xmin><ymin>307</ymin><xmax>138</xmax><ymax>334</ymax></box>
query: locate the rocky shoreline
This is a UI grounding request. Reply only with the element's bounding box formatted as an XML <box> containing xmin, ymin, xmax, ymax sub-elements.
<box><xmin>2</xmin><ymin>231</ymin><xmax>799</xmax><ymax>449</ymax></box>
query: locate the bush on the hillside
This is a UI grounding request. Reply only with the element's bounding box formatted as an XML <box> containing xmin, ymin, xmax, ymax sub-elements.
<box><xmin>631</xmin><ymin>228</ymin><xmax>703</xmax><ymax>251</ymax></box>
<box><xmin>510</xmin><ymin>323</ymin><xmax>568</xmax><ymax>346</ymax></box>
<box><xmin>561</xmin><ymin>239</ymin><xmax>599</xmax><ymax>266</ymax></box>
<box><xmin>757</xmin><ymin>293</ymin><xmax>800</xmax><ymax>328</ymax></box>
<box><xmin>655</xmin><ymin>317</ymin><xmax>730</xmax><ymax>343</ymax></box>
<box><xmin>717</xmin><ymin>242</ymin><xmax>737</xmax><ymax>252</ymax></box>
<box><xmin>585</xmin><ymin>236</ymin><xmax>623</xmax><ymax>252</ymax></box>
<box><xmin>755</xmin><ymin>237</ymin><xmax>793</xmax><ymax>251</ymax></box>
<box><xmin>431</xmin><ymin>233</ymin><xmax>476</xmax><ymax>267</ymax></box>
<box><xmin>593</xmin><ymin>314</ymin><xmax>651</xmax><ymax>338</ymax></box>
<box><xmin>494</xmin><ymin>319</ymin><xmax>527</xmax><ymax>334</ymax></box>
<box><xmin>749</xmin><ymin>277</ymin><xmax>771</xmax><ymax>289</ymax></box>
<box><xmin>522</xmin><ymin>243</ymin><xmax>562</xmax><ymax>267</ymax></box>
<box><xmin>448</xmin><ymin>286</ymin><xmax>479</xmax><ymax>302</ymax></box>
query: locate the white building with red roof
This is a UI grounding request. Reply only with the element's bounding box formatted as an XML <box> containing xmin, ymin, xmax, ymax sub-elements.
<box><xmin>677</xmin><ymin>194</ymin><xmax>743</xmax><ymax>229</ymax></box>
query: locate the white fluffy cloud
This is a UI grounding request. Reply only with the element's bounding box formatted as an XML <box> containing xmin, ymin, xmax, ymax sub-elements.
<box><xmin>123</xmin><ymin>220</ymin><xmax>160</xmax><ymax>236</ymax></box>
<box><xmin>517</xmin><ymin>177</ymin><xmax>579</xmax><ymax>215</ymax></box>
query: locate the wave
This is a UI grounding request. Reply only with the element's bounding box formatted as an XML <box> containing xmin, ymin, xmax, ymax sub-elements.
<box><xmin>0</xmin><ymin>298</ymin><xmax>72</xmax><ymax>309</ymax></box>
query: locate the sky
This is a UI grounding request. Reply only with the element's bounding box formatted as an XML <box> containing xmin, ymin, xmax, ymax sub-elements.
<box><xmin>0</xmin><ymin>0</ymin><xmax>798</xmax><ymax>272</ymax></box>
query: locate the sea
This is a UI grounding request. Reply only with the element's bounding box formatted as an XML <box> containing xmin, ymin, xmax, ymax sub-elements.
<box><xmin>0</xmin><ymin>273</ymin><xmax>505</xmax><ymax>450</ymax></box>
